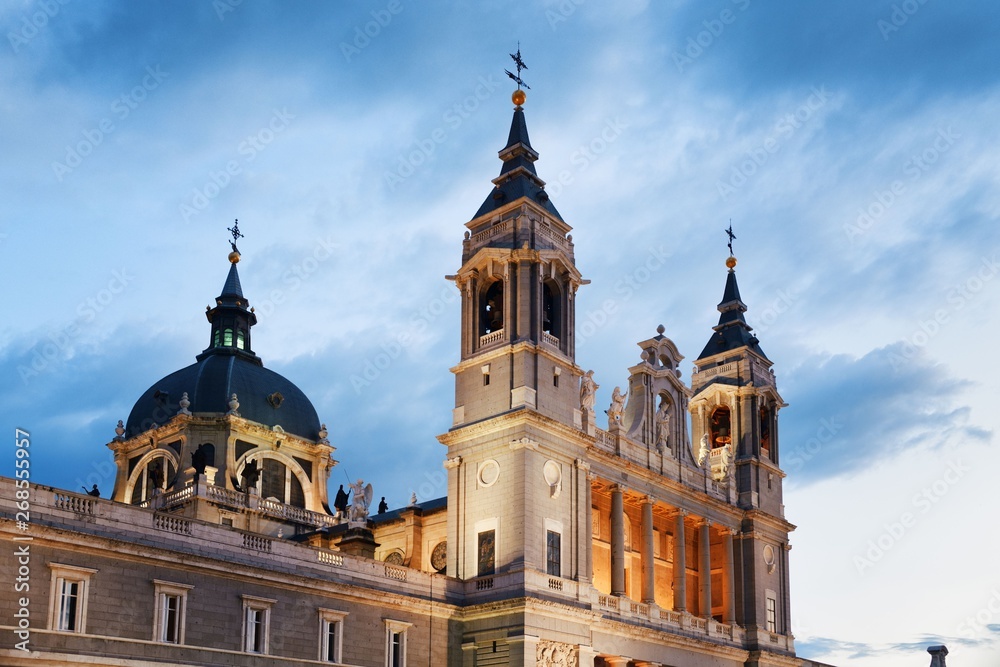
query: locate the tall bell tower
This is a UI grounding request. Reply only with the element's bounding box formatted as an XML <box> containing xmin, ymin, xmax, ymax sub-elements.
<box><xmin>446</xmin><ymin>90</ymin><xmax>587</xmax><ymax>429</ymax></box>
<box><xmin>438</xmin><ymin>57</ymin><xmax>595</xmax><ymax>612</ymax></box>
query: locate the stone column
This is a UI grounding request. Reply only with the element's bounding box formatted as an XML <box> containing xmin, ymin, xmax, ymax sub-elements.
<box><xmin>641</xmin><ymin>496</ymin><xmax>655</xmax><ymax>604</ymax></box>
<box><xmin>577</xmin><ymin>645</ymin><xmax>598</xmax><ymax>667</ymax></box>
<box><xmin>781</xmin><ymin>543</ymin><xmax>793</xmax><ymax>634</ymax></box>
<box><xmin>672</xmin><ymin>510</ymin><xmax>686</xmax><ymax>612</ymax></box>
<box><xmin>576</xmin><ymin>460</ymin><xmax>592</xmax><ymax>586</ymax></box>
<box><xmin>699</xmin><ymin>519</ymin><xmax>712</xmax><ymax>619</ymax></box>
<box><xmin>723</xmin><ymin>528</ymin><xmax>737</xmax><ymax>624</ymax></box>
<box><xmin>610</xmin><ymin>485</ymin><xmax>626</xmax><ymax>596</ymax></box>
<box><xmin>444</xmin><ymin>456</ymin><xmax>462</xmax><ymax>578</ymax></box>
<box><xmin>584</xmin><ymin>471</ymin><xmax>595</xmax><ymax>593</ymax></box>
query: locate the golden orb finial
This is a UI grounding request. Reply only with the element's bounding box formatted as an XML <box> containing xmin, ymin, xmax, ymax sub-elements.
<box><xmin>726</xmin><ymin>255</ymin><xmax>737</xmax><ymax>269</ymax></box>
<box><xmin>229</xmin><ymin>250</ymin><xmax>241</xmax><ymax>264</ymax></box>
<box><xmin>512</xmin><ymin>89</ymin><xmax>526</xmax><ymax>107</ymax></box>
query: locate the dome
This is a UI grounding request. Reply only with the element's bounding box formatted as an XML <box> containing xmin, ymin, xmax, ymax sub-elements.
<box><xmin>125</xmin><ymin>351</ymin><xmax>321</xmax><ymax>441</ymax></box>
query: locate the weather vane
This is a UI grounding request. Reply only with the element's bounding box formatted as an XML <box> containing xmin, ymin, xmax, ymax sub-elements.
<box><xmin>725</xmin><ymin>221</ymin><xmax>736</xmax><ymax>256</ymax></box>
<box><xmin>228</xmin><ymin>218</ymin><xmax>244</xmax><ymax>253</ymax></box>
<box><xmin>505</xmin><ymin>43</ymin><xmax>530</xmax><ymax>91</ymax></box>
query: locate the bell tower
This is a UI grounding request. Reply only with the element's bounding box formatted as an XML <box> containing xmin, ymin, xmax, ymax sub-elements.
<box><xmin>689</xmin><ymin>247</ymin><xmax>794</xmax><ymax>653</ymax></box>
<box><xmin>439</xmin><ymin>53</ymin><xmax>595</xmax><ymax>606</ymax></box>
<box><xmin>446</xmin><ymin>89</ymin><xmax>586</xmax><ymax>430</ymax></box>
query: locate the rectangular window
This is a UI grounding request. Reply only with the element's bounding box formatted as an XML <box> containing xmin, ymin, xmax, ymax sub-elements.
<box><xmin>153</xmin><ymin>580</ymin><xmax>193</xmax><ymax>644</ymax></box>
<box><xmin>477</xmin><ymin>530</ymin><xmax>496</xmax><ymax>577</ymax></box>
<box><xmin>384</xmin><ymin>620</ymin><xmax>411</xmax><ymax>667</ymax></box>
<box><xmin>242</xmin><ymin>595</ymin><xmax>275</xmax><ymax>654</ymax></box>
<box><xmin>48</xmin><ymin>563</ymin><xmax>97</xmax><ymax>634</ymax></box>
<box><xmin>546</xmin><ymin>530</ymin><xmax>561</xmax><ymax>577</ymax></box>
<box><xmin>766</xmin><ymin>595</ymin><xmax>777</xmax><ymax>632</ymax></box>
<box><xmin>247</xmin><ymin>608</ymin><xmax>265</xmax><ymax>652</ymax></box>
<box><xmin>318</xmin><ymin>608</ymin><xmax>348</xmax><ymax>663</ymax></box>
<box><xmin>162</xmin><ymin>594</ymin><xmax>180</xmax><ymax>642</ymax></box>
<box><xmin>58</xmin><ymin>580</ymin><xmax>80</xmax><ymax>631</ymax></box>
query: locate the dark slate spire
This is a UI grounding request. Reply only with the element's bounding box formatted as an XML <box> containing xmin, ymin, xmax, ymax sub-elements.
<box><xmin>198</xmin><ymin>243</ymin><xmax>260</xmax><ymax>365</ymax></box>
<box><xmin>697</xmin><ymin>256</ymin><xmax>769</xmax><ymax>361</ymax></box>
<box><xmin>474</xmin><ymin>92</ymin><xmax>562</xmax><ymax>221</ymax></box>
<box><xmin>220</xmin><ymin>261</ymin><xmax>244</xmax><ymax>300</ymax></box>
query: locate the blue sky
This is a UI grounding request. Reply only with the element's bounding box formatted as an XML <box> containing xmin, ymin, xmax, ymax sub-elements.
<box><xmin>2</xmin><ymin>1</ymin><xmax>999</xmax><ymax>664</ymax></box>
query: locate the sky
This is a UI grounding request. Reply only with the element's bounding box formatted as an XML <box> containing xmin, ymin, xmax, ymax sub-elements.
<box><xmin>1</xmin><ymin>1</ymin><xmax>998</xmax><ymax>665</ymax></box>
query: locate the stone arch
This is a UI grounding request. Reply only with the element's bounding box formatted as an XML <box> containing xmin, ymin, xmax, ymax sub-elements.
<box><xmin>126</xmin><ymin>448</ymin><xmax>180</xmax><ymax>505</ymax></box>
<box><xmin>236</xmin><ymin>449</ymin><xmax>312</xmax><ymax>509</ymax></box>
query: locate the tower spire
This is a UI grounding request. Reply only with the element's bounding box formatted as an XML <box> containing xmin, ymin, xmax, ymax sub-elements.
<box><xmin>200</xmin><ymin>219</ymin><xmax>259</xmax><ymax>364</ymax></box>
<box><xmin>697</xmin><ymin>225</ymin><xmax>767</xmax><ymax>361</ymax></box>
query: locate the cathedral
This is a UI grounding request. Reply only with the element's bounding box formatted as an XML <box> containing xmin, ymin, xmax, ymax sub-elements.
<box><xmin>0</xmin><ymin>79</ymin><xmax>833</xmax><ymax>667</ymax></box>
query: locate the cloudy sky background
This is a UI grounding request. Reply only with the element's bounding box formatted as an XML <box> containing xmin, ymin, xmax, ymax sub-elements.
<box><xmin>2</xmin><ymin>1</ymin><xmax>998</xmax><ymax>664</ymax></box>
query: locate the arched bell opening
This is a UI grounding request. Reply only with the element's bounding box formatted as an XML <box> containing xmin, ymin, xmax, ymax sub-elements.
<box><xmin>709</xmin><ymin>406</ymin><xmax>731</xmax><ymax>449</ymax></box>
<box><xmin>479</xmin><ymin>279</ymin><xmax>505</xmax><ymax>336</ymax></box>
<box><xmin>542</xmin><ymin>279</ymin><xmax>562</xmax><ymax>340</ymax></box>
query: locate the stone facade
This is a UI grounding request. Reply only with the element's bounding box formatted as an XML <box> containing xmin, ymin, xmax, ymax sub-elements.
<box><xmin>0</xmin><ymin>93</ymin><xmax>825</xmax><ymax>667</ymax></box>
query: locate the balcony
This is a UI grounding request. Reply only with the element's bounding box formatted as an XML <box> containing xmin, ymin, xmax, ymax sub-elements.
<box><xmin>479</xmin><ymin>329</ymin><xmax>504</xmax><ymax>347</ymax></box>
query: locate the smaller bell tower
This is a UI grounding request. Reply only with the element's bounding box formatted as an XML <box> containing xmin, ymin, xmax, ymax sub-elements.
<box><xmin>689</xmin><ymin>242</ymin><xmax>794</xmax><ymax>651</ymax></box>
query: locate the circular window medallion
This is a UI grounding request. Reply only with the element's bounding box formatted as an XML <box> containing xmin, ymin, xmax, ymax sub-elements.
<box><xmin>542</xmin><ymin>460</ymin><xmax>562</xmax><ymax>487</ymax></box>
<box><xmin>478</xmin><ymin>460</ymin><xmax>500</xmax><ymax>487</ymax></box>
<box><xmin>430</xmin><ymin>541</ymin><xmax>447</xmax><ymax>572</ymax></box>
<box><xmin>763</xmin><ymin>544</ymin><xmax>775</xmax><ymax>566</ymax></box>
<box><xmin>384</xmin><ymin>551</ymin><xmax>404</xmax><ymax>565</ymax></box>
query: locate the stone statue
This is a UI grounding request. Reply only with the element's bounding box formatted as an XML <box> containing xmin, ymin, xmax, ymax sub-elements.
<box><xmin>149</xmin><ymin>460</ymin><xmax>164</xmax><ymax>490</ymax></box>
<box><xmin>579</xmin><ymin>370</ymin><xmax>598</xmax><ymax>411</ymax></box>
<box><xmin>82</xmin><ymin>484</ymin><xmax>100</xmax><ymax>497</ymax></box>
<box><xmin>241</xmin><ymin>459</ymin><xmax>260</xmax><ymax>489</ymax></box>
<box><xmin>333</xmin><ymin>484</ymin><xmax>349</xmax><ymax>515</ymax></box>
<box><xmin>348</xmin><ymin>479</ymin><xmax>373</xmax><ymax>523</ymax></box>
<box><xmin>697</xmin><ymin>433</ymin><xmax>710</xmax><ymax>467</ymax></box>
<box><xmin>655</xmin><ymin>402</ymin><xmax>671</xmax><ymax>452</ymax></box>
<box><xmin>716</xmin><ymin>443</ymin><xmax>734</xmax><ymax>482</ymax></box>
<box><xmin>191</xmin><ymin>446</ymin><xmax>208</xmax><ymax>476</ymax></box>
<box><xmin>378</xmin><ymin>496</ymin><xmax>388</xmax><ymax>514</ymax></box>
<box><xmin>607</xmin><ymin>385</ymin><xmax>625</xmax><ymax>426</ymax></box>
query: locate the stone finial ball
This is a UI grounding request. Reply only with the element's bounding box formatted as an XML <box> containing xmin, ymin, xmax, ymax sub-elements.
<box><xmin>656</xmin><ymin>324</ymin><xmax>665</xmax><ymax>335</ymax></box>
<box><xmin>726</xmin><ymin>255</ymin><xmax>737</xmax><ymax>269</ymax></box>
<box><xmin>229</xmin><ymin>250</ymin><xmax>241</xmax><ymax>264</ymax></box>
<box><xmin>512</xmin><ymin>89</ymin><xmax>526</xmax><ymax>106</ymax></box>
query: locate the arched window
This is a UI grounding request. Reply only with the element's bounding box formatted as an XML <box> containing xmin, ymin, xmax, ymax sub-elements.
<box><xmin>129</xmin><ymin>454</ymin><xmax>176</xmax><ymax>504</ymax></box>
<box><xmin>760</xmin><ymin>407</ymin><xmax>771</xmax><ymax>458</ymax></box>
<box><xmin>236</xmin><ymin>330</ymin><xmax>245</xmax><ymax>350</ymax></box>
<box><xmin>480</xmin><ymin>280</ymin><xmax>504</xmax><ymax>335</ymax></box>
<box><xmin>709</xmin><ymin>407</ymin><xmax>731</xmax><ymax>449</ymax></box>
<box><xmin>542</xmin><ymin>280</ymin><xmax>561</xmax><ymax>338</ymax></box>
<box><xmin>243</xmin><ymin>457</ymin><xmax>306</xmax><ymax>509</ymax></box>
<box><xmin>213</xmin><ymin>329</ymin><xmax>220</xmax><ymax>346</ymax></box>
<box><xmin>223</xmin><ymin>328</ymin><xmax>233</xmax><ymax>346</ymax></box>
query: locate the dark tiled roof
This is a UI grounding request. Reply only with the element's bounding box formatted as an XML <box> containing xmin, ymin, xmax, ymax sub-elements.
<box><xmin>474</xmin><ymin>107</ymin><xmax>562</xmax><ymax>221</ymax></box>
<box><xmin>697</xmin><ymin>269</ymin><xmax>769</xmax><ymax>361</ymax></box>
<box><xmin>126</xmin><ymin>352</ymin><xmax>321</xmax><ymax>440</ymax></box>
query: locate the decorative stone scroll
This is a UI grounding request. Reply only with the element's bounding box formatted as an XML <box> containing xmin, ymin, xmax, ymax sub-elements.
<box><xmin>536</xmin><ymin>640</ymin><xmax>577</xmax><ymax>667</ymax></box>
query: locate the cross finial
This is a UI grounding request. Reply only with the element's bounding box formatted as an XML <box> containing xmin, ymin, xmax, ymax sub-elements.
<box><xmin>505</xmin><ymin>43</ymin><xmax>530</xmax><ymax>91</ymax></box>
<box><xmin>227</xmin><ymin>218</ymin><xmax>244</xmax><ymax>253</ymax></box>
<box><xmin>725</xmin><ymin>221</ymin><xmax>736</xmax><ymax>256</ymax></box>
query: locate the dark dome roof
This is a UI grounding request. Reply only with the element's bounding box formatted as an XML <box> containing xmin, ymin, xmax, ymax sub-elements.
<box><xmin>126</xmin><ymin>351</ymin><xmax>321</xmax><ymax>441</ymax></box>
